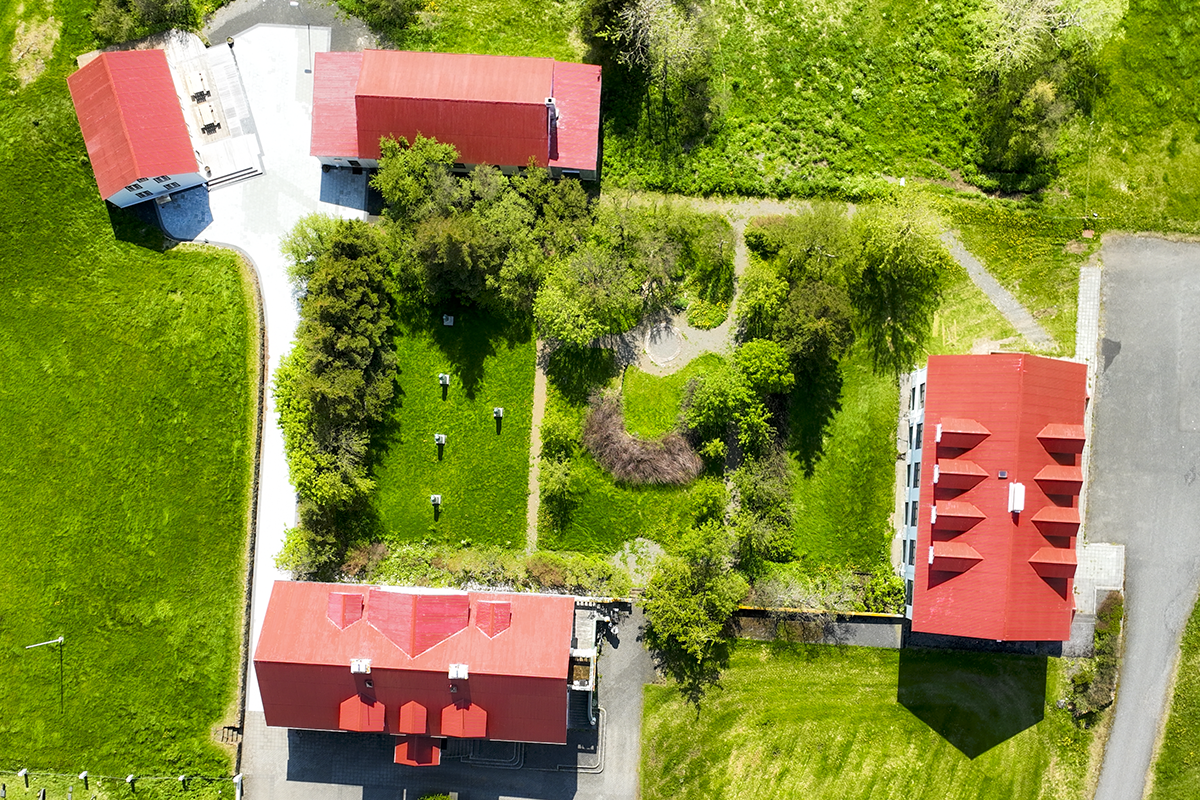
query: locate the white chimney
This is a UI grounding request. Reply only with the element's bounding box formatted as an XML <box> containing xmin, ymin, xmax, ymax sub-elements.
<box><xmin>350</xmin><ymin>658</ymin><xmax>372</xmax><ymax>674</ymax></box>
<box><xmin>449</xmin><ymin>663</ymin><xmax>469</xmax><ymax>680</ymax></box>
<box><xmin>1007</xmin><ymin>482</ymin><xmax>1026</xmax><ymax>513</ymax></box>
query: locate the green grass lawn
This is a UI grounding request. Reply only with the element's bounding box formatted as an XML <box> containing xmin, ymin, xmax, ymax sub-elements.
<box><xmin>1149</xmin><ymin>593</ymin><xmax>1200</xmax><ymax>799</ymax></box>
<box><xmin>927</xmin><ymin>259</ymin><xmax>1024</xmax><ymax>355</ymax></box>
<box><xmin>0</xmin><ymin>2</ymin><xmax>256</xmax><ymax>790</ymax></box>
<box><xmin>642</xmin><ymin>641</ymin><xmax>1094</xmax><ymax>800</ymax></box>
<box><xmin>392</xmin><ymin>0</ymin><xmax>582</xmax><ymax>61</ymax></box>
<box><xmin>372</xmin><ymin>308</ymin><xmax>534</xmax><ymax>548</ymax></box>
<box><xmin>622</xmin><ymin>353</ymin><xmax>723</xmax><ymax>438</ymax></box>
<box><xmin>939</xmin><ymin>196</ymin><xmax>1089</xmax><ymax>354</ymax></box>
<box><xmin>790</xmin><ymin>348</ymin><xmax>898</xmax><ymax>571</ymax></box>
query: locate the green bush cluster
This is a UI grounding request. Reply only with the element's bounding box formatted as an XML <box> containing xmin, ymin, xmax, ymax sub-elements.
<box><xmin>372</xmin><ymin>543</ymin><xmax>632</xmax><ymax>597</ymax></box>
<box><xmin>1070</xmin><ymin>590</ymin><xmax>1124</xmax><ymax>722</ymax></box>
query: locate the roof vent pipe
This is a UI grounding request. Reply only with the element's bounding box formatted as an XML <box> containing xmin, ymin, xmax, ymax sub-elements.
<box><xmin>545</xmin><ymin>97</ymin><xmax>558</xmax><ymax>123</ymax></box>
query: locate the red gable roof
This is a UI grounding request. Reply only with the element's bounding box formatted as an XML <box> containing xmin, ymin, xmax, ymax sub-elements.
<box><xmin>67</xmin><ymin>50</ymin><xmax>197</xmax><ymax>200</ymax></box>
<box><xmin>311</xmin><ymin>50</ymin><xmax>600</xmax><ymax>172</ymax></box>
<box><xmin>912</xmin><ymin>354</ymin><xmax>1088</xmax><ymax>641</ymax></box>
<box><xmin>254</xmin><ymin>582</ymin><xmax>575</xmax><ymax>745</ymax></box>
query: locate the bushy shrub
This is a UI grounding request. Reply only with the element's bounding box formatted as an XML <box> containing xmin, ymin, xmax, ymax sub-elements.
<box><xmin>583</xmin><ymin>392</ymin><xmax>702</xmax><ymax>485</ymax></box>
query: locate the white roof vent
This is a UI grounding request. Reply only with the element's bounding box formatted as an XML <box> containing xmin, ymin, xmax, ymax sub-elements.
<box><xmin>449</xmin><ymin>663</ymin><xmax>468</xmax><ymax>680</ymax></box>
<box><xmin>933</xmin><ymin>464</ymin><xmax>940</xmax><ymax>484</ymax></box>
<box><xmin>930</xmin><ymin>505</ymin><xmax>937</xmax><ymax>525</ymax></box>
<box><xmin>350</xmin><ymin>658</ymin><xmax>372</xmax><ymax>674</ymax></box>
<box><xmin>1007</xmin><ymin>482</ymin><xmax>1026</xmax><ymax>513</ymax></box>
<box><xmin>935</xmin><ymin>423</ymin><xmax>942</xmax><ymax>443</ymax></box>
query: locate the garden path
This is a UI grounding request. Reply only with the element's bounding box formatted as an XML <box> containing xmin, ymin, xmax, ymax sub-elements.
<box><xmin>940</xmin><ymin>231</ymin><xmax>1055</xmax><ymax>349</ymax></box>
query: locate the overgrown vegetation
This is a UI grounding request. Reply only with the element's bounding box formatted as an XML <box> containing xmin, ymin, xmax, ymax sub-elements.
<box><xmin>584</xmin><ymin>390</ymin><xmax>703</xmax><ymax>484</ymax></box>
<box><xmin>642</xmin><ymin>641</ymin><xmax>1096</xmax><ymax>799</ymax></box>
<box><xmin>0</xmin><ymin>0</ymin><xmax>255</xmax><ymax>788</ymax></box>
<box><xmin>1067</xmin><ymin>590</ymin><xmax>1124</xmax><ymax>722</ymax></box>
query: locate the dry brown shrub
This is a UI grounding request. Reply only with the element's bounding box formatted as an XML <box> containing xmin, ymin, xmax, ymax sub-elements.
<box><xmin>343</xmin><ymin>541</ymin><xmax>390</xmax><ymax>578</ymax></box>
<box><xmin>583</xmin><ymin>392</ymin><xmax>702</xmax><ymax>485</ymax></box>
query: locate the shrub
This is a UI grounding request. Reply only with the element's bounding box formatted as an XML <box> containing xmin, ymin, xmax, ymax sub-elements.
<box><xmin>583</xmin><ymin>391</ymin><xmax>703</xmax><ymax>485</ymax></box>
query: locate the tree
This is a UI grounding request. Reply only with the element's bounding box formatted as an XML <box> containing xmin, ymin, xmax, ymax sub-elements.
<box><xmin>973</xmin><ymin>0</ymin><xmax>1121</xmax><ymax>76</ymax></box>
<box><xmin>642</xmin><ymin>521</ymin><xmax>748</xmax><ymax>663</ymax></box>
<box><xmin>771</xmin><ymin>280</ymin><xmax>855</xmax><ymax>369</ymax></box>
<box><xmin>534</xmin><ymin>244</ymin><xmax>641</xmax><ymax>346</ymax></box>
<box><xmin>848</xmin><ymin>204</ymin><xmax>950</xmax><ymax>375</ymax></box>
<box><xmin>371</xmin><ymin>135</ymin><xmax>458</xmax><ymax>223</ymax></box>
<box><xmin>735</xmin><ymin>339</ymin><xmax>795</xmax><ymax>396</ymax></box>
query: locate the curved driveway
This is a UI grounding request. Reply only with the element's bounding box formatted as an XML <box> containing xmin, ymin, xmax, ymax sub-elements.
<box><xmin>1089</xmin><ymin>236</ymin><xmax>1200</xmax><ymax>800</ymax></box>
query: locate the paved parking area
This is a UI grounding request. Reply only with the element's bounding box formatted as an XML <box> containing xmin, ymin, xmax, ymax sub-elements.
<box><xmin>1088</xmin><ymin>236</ymin><xmax>1200</xmax><ymax>800</ymax></box>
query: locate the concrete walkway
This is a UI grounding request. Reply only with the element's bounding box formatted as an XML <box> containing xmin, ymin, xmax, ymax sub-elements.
<box><xmin>157</xmin><ymin>24</ymin><xmax>368</xmax><ymax>720</ymax></box>
<box><xmin>940</xmin><ymin>231</ymin><xmax>1055</xmax><ymax>350</ymax></box>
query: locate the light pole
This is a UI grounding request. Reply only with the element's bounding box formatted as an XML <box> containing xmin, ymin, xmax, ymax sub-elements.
<box><xmin>25</xmin><ymin>636</ymin><xmax>64</xmax><ymax>714</ymax></box>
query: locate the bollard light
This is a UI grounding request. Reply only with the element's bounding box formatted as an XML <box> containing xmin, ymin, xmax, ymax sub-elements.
<box><xmin>494</xmin><ymin>407</ymin><xmax>503</xmax><ymax>418</ymax></box>
<box><xmin>79</xmin><ymin>771</ymin><xmax>88</xmax><ymax>789</ymax></box>
<box><xmin>438</xmin><ymin>373</ymin><xmax>450</xmax><ymax>386</ymax></box>
<box><xmin>434</xmin><ymin>434</ymin><xmax>446</xmax><ymax>445</ymax></box>
<box><xmin>18</xmin><ymin>770</ymin><xmax>27</xmax><ymax>789</ymax></box>
<box><xmin>431</xmin><ymin>495</ymin><xmax>442</xmax><ymax>506</ymax></box>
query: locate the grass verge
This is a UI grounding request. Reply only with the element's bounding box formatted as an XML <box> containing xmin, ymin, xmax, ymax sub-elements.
<box><xmin>622</xmin><ymin>353</ymin><xmax>723</xmax><ymax>438</ymax></box>
<box><xmin>1149</xmin><ymin>590</ymin><xmax>1200</xmax><ymax>799</ymax></box>
<box><xmin>642</xmin><ymin>640</ymin><xmax>1093</xmax><ymax>800</ymax></box>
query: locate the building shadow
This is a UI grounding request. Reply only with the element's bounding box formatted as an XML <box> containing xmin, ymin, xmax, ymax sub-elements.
<box><xmin>107</xmin><ymin>200</ymin><xmax>168</xmax><ymax>249</ymax></box>
<box><xmin>154</xmin><ymin>185</ymin><xmax>214</xmax><ymax>241</ymax></box>
<box><xmin>284</xmin><ymin>725</ymin><xmax>582</xmax><ymax>800</ymax></box>
<box><xmin>319</xmin><ymin>166</ymin><xmax>372</xmax><ymax>212</ymax></box>
<box><xmin>896</xmin><ymin>647</ymin><xmax>1047</xmax><ymax>759</ymax></box>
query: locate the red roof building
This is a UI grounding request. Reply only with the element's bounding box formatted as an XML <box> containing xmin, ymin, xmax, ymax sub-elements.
<box><xmin>254</xmin><ymin>582</ymin><xmax>578</xmax><ymax>764</ymax></box>
<box><xmin>67</xmin><ymin>50</ymin><xmax>204</xmax><ymax>208</ymax></box>
<box><xmin>900</xmin><ymin>354</ymin><xmax>1089</xmax><ymax>641</ymax></box>
<box><xmin>311</xmin><ymin>50</ymin><xmax>601</xmax><ymax>179</ymax></box>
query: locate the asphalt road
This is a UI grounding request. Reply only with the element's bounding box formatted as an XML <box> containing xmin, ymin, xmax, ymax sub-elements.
<box><xmin>1089</xmin><ymin>236</ymin><xmax>1200</xmax><ymax>800</ymax></box>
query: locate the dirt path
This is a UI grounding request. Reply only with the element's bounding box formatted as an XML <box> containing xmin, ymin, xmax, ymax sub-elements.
<box><xmin>525</xmin><ymin>343</ymin><xmax>549</xmax><ymax>552</ymax></box>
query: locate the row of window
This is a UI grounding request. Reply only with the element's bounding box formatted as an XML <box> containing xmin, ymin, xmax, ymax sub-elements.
<box><xmin>132</xmin><ymin>182</ymin><xmax>182</xmax><ymax>199</ymax></box>
<box><xmin>908</xmin><ymin>422</ymin><xmax>924</xmax><ymax>451</ymax></box>
<box><xmin>906</xmin><ymin>461</ymin><xmax>921</xmax><ymax>489</ymax></box>
<box><xmin>909</xmin><ymin>381</ymin><xmax>926</xmax><ymax>411</ymax></box>
<box><xmin>901</xmin><ymin>539</ymin><xmax>917</xmax><ymax>566</ymax></box>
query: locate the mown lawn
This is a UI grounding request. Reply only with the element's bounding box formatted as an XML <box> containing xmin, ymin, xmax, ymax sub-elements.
<box><xmin>392</xmin><ymin>0</ymin><xmax>582</xmax><ymax>61</ymax></box>
<box><xmin>928</xmin><ymin>258</ymin><xmax>1023</xmax><ymax>355</ymax></box>
<box><xmin>0</xmin><ymin>1</ymin><xmax>255</xmax><ymax>792</ymax></box>
<box><xmin>642</xmin><ymin>641</ymin><xmax>1093</xmax><ymax>800</ymax></box>
<box><xmin>372</xmin><ymin>308</ymin><xmax>534</xmax><ymax>548</ymax></box>
<box><xmin>1149</xmin><ymin>593</ymin><xmax>1200</xmax><ymax>799</ymax></box>
<box><xmin>790</xmin><ymin>348</ymin><xmax>898</xmax><ymax>571</ymax></box>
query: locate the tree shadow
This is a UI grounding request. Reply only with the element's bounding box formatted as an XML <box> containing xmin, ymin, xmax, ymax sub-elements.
<box><xmin>645</xmin><ymin>633</ymin><xmax>730</xmax><ymax>708</ymax></box>
<box><xmin>785</xmin><ymin>355</ymin><xmax>843</xmax><ymax>477</ymax></box>
<box><xmin>541</xmin><ymin>344</ymin><xmax>619</xmax><ymax>406</ymax></box>
<box><xmin>398</xmin><ymin>304</ymin><xmax>533</xmax><ymax>400</ymax></box>
<box><xmin>897</xmin><ymin>647</ymin><xmax>1047</xmax><ymax>759</ymax></box>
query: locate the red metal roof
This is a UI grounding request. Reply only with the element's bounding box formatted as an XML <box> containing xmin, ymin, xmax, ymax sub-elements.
<box><xmin>912</xmin><ymin>354</ymin><xmax>1088</xmax><ymax>641</ymax></box>
<box><xmin>441</xmin><ymin>701</ymin><xmax>488</xmax><ymax>738</ymax></box>
<box><xmin>311</xmin><ymin>51</ymin><xmax>363</xmax><ymax>158</ymax></box>
<box><xmin>310</xmin><ymin>50</ymin><xmax>600</xmax><ymax>172</ymax></box>
<box><xmin>339</xmin><ymin>694</ymin><xmax>386</xmax><ymax>731</ymax></box>
<box><xmin>547</xmin><ymin>61</ymin><xmax>602</xmax><ymax>173</ymax></box>
<box><xmin>255</xmin><ymin>581</ymin><xmax>574</xmax><ymax>745</ymax></box>
<box><xmin>67</xmin><ymin>50</ymin><xmax>197</xmax><ymax>200</ymax></box>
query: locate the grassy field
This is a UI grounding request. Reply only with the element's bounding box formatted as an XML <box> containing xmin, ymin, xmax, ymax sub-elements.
<box><xmin>939</xmin><ymin>196</ymin><xmax>1090</xmax><ymax>353</ymax></box>
<box><xmin>790</xmin><ymin>349</ymin><xmax>898</xmax><ymax>571</ymax></box>
<box><xmin>642</xmin><ymin>641</ymin><xmax>1093</xmax><ymax>800</ymax></box>
<box><xmin>392</xmin><ymin>0</ymin><xmax>582</xmax><ymax>60</ymax></box>
<box><xmin>372</xmin><ymin>308</ymin><xmax>535</xmax><ymax>548</ymax></box>
<box><xmin>927</xmin><ymin>260</ymin><xmax>1024</xmax><ymax>355</ymax></box>
<box><xmin>622</xmin><ymin>353</ymin><xmax>723</xmax><ymax>438</ymax></box>
<box><xmin>1149</xmin><ymin>593</ymin><xmax>1200</xmax><ymax>799</ymax></box>
<box><xmin>0</xmin><ymin>0</ymin><xmax>256</xmax><ymax>789</ymax></box>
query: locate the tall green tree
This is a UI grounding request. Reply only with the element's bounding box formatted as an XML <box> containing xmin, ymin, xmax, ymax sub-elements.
<box><xmin>848</xmin><ymin>205</ymin><xmax>950</xmax><ymax>375</ymax></box>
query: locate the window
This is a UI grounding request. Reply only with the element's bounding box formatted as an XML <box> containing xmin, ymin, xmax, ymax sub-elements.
<box><xmin>135</xmin><ymin>191</ymin><xmax>153</xmax><ymax>198</ymax></box>
<box><xmin>905</xmin><ymin>580</ymin><xmax>913</xmax><ymax>606</ymax></box>
<box><xmin>901</xmin><ymin>541</ymin><xmax>907</xmax><ymax>562</ymax></box>
<box><xmin>910</xmin><ymin>387</ymin><xmax>916</xmax><ymax>410</ymax></box>
<box><xmin>136</xmin><ymin>177</ymin><xmax>149</xmax><ymax>183</ymax></box>
<box><xmin>904</xmin><ymin>502</ymin><xmax>910</xmax><ymax>526</ymax></box>
<box><xmin>908</xmin><ymin>426</ymin><xmax>913</xmax><ymax>449</ymax></box>
<box><xmin>124</xmin><ymin>183</ymin><xmax>142</xmax><ymax>192</ymax></box>
<box><xmin>912</xmin><ymin>462</ymin><xmax>920</xmax><ymax>488</ymax></box>
<box><xmin>153</xmin><ymin>175</ymin><xmax>171</xmax><ymax>183</ymax></box>
<box><xmin>915</xmin><ymin>423</ymin><xmax>923</xmax><ymax>448</ymax></box>
<box><xmin>348</xmin><ymin>160</ymin><xmax>361</xmax><ymax>167</ymax></box>
<box><xmin>906</xmin><ymin>464</ymin><xmax>911</xmax><ymax>486</ymax></box>
<box><xmin>164</xmin><ymin>182</ymin><xmax>180</xmax><ymax>189</ymax></box>
<box><xmin>910</xmin><ymin>503</ymin><xmax>918</xmax><ymax>526</ymax></box>
<box><xmin>919</xmin><ymin>383</ymin><xmax>926</xmax><ymax>408</ymax></box>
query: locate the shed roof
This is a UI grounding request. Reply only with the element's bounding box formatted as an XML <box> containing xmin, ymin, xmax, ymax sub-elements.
<box><xmin>66</xmin><ymin>50</ymin><xmax>197</xmax><ymax>200</ymax></box>
<box><xmin>912</xmin><ymin>353</ymin><xmax>1088</xmax><ymax>641</ymax></box>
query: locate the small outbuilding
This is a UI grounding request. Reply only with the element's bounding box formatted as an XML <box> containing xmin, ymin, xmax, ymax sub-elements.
<box><xmin>254</xmin><ymin>581</ymin><xmax>584</xmax><ymax>765</ymax></box>
<box><xmin>311</xmin><ymin>50</ymin><xmax>601</xmax><ymax>179</ymax></box>
<box><xmin>67</xmin><ymin>49</ymin><xmax>205</xmax><ymax>208</ymax></box>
